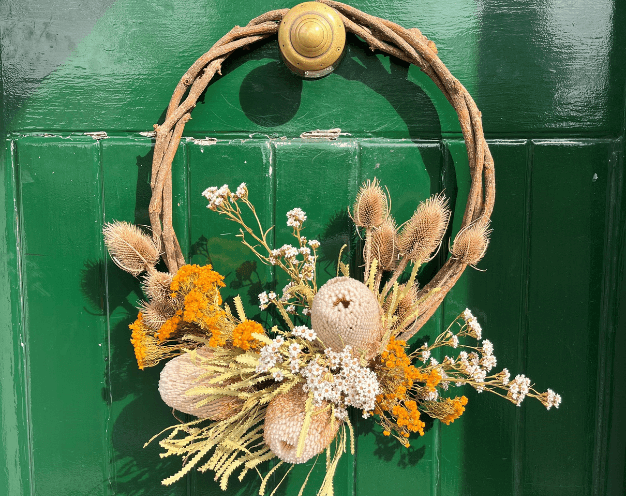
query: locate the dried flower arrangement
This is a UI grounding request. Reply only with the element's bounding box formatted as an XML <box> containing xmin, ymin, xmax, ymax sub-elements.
<box><xmin>101</xmin><ymin>2</ymin><xmax>561</xmax><ymax>494</ymax></box>
<box><xmin>104</xmin><ymin>179</ymin><xmax>560</xmax><ymax>494</ymax></box>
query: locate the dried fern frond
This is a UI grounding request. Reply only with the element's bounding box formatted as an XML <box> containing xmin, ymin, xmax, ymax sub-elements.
<box><xmin>373</xmin><ymin>217</ymin><xmax>398</xmax><ymax>271</ymax></box>
<box><xmin>352</xmin><ymin>178</ymin><xmax>388</xmax><ymax>228</ymax></box>
<box><xmin>103</xmin><ymin>221</ymin><xmax>160</xmax><ymax>276</ymax></box>
<box><xmin>451</xmin><ymin>223</ymin><xmax>491</xmax><ymax>266</ymax></box>
<box><xmin>397</xmin><ymin>194</ymin><xmax>451</xmax><ymax>262</ymax></box>
<box><xmin>142</xmin><ymin>270</ymin><xmax>174</xmax><ymax>303</ymax></box>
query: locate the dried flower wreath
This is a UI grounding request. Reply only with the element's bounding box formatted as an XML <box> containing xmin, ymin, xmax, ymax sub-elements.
<box><xmin>103</xmin><ymin>2</ymin><xmax>560</xmax><ymax>494</ymax></box>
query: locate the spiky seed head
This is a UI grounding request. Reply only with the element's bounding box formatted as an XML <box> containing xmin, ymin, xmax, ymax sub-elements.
<box><xmin>397</xmin><ymin>194</ymin><xmax>451</xmax><ymax>262</ymax></box>
<box><xmin>264</xmin><ymin>383</ymin><xmax>341</xmax><ymax>464</ymax></box>
<box><xmin>142</xmin><ymin>270</ymin><xmax>174</xmax><ymax>303</ymax></box>
<box><xmin>103</xmin><ymin>221</ymin><xmax>160</xmax><ymax>276</ymax></box>
<box><xmin>372</xmin><ymin>217</ymin><xmax>398</xmax><ymax>271</ymax></box>
<box><xmin>140</xmin><ymin>299</ymin><xmax>176</xmax><ymax>330</ymax></box>
<box><xmin>352</xmin><ymin>178</ymin><xmax>388</xmax><ymax>228</ymax></box>
<box><xmin>451</xmin><ymin>223</ymin><xmax>491</xmax><ymax>266</ymax></box>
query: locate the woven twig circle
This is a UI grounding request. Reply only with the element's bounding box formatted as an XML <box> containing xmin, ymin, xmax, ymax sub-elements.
<box><xmin>148</xmin><ymin>0</ymin><xmax>495</xmax><ymax>337</ymax></box>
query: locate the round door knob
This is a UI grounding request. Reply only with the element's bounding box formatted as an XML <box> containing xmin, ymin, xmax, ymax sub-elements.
<box><xmin>278</xmin><ymin>2</ymin><xmax>346</xmax><ymax>78</ymax></box>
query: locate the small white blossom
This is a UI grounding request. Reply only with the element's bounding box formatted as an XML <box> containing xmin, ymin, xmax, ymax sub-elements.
<box><xmin>481</xmin><ymin>339</ymin><xmax>494</xmax><ymax>356</ymax></box>
<box><xmin>462</xmin><ymin>308</ymin><xmax>474</xmax><ymax>321</ymax></box>
<box><xmin>286</xmin><ymin>207</ymin><xmax>307</xmax><ymax>229</ymax></box>
<box><xmin>268</xmin><ymin>292</ymin><xmax>277</xmax><ymax>300</ymax></box>
<box><xmin>308</xmin><ymin>239</ymin><xmax>320</xmax><ymax>249</ymax></box>
<box><xmin>272</xmin><ymin>370</ymin><xmax>284</xmax><ymax>382</ymax></box>
<box><xmin>302</xmin><ymin>307</ymin><xmax>311</xmax><ymax>316</ymax></box>
<box><xmin>286</xmin><ymin>305</ymin><xmax>296</xmax><ymax>314</ymax></box>
<box><xmin>545</xmin><ymin>389</ymin><xmax>562</xmax><ymax>410</ymax></box>
<box><xmin>450</xmin><ymin>335</ymin><xmax>459</xmax><ymax>348</ymax></box>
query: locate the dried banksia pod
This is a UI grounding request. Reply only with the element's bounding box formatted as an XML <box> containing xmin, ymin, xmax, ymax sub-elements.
<box><xmin>397</xmin><ymin>194</ymin><xmax>451</xmax><ymax>262</ymax></box>
<box><xmin>142</xmin><ymin>270</ymin><xmax>174</xmax><ymax>303</ymax></box>
<box><xmin>158</xmin><ymin>348</ymin><xmax>244</xmax><ymax>420</ymax></box>
<box><xmin>264</xmin><ymin>384</ymin><xmax>341</xmax><ymax>464</ymax></box>
<box><xmin>451</xmin><ymin>223</ymin><xmax>491</xmax><ymax>266</ymax></box>
<box><xmin>103</xmin><ymin>221</ymin><xmax>160</xmax><ymax>276</ymax></box>
<box><xmin>311</xmin><ymin>277</ymin><xmax>383</xmax><ymax>358</ymax></box>
<box><xmin>372</xmin><ymin>217</ymin><xmax>398</xmax><ymax>271</ymax></box>
<box><xmin>352</xmin><ymin>178</ymin><xmax>388</xmax><ymax>228</ymax></box>
<box><xmin>140</xmin><ymin>299</ymin><xmax>176</xmax><ymax>331</ymax></box>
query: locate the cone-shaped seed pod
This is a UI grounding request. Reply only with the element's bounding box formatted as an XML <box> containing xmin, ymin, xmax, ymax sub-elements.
<box><xmin>451</xmin><ymin>223</ymin><xmax>491</xmax><ymax>266</ymax></box>
<box><xmin>103</xmin><ymin>221</ymin><xmax>160</xmax><ymax>276</ymax></box>
<box><xmin>352</xmin><ymin>178</ymin><xmax>388</xmax><ymax>228</ymax></box>
<box><xmin>311</xmin><ymin>277</ymin><xmax>383</xmax><ymax>358</ymax></box>
<box><xmin>158</xmin><ymin>347</ymin><xmax>244</xmax><ymax>420</ymax></box>
<box><xmin>142</xmin><ymin>270</ymin><xmax>174</xmax><ymax>304</ymax></box>
<box><xmin>141</xmin><ymin>299</ymin><xmax>176</xmax><ymax>331</ymax></box>
<box><xmin>372</xmin><ymin>217</ymin><xmax>398</xmax><ymax>271</ymax></box>
<box><xmin>397</xmin><ymin>194</ymin><xmax>451</xmax><ymax>262</ymax></box>
<box><xmin>264</xmin><ymin>384</ymin><xmax>341</xmax><ymax>464</ymax></box>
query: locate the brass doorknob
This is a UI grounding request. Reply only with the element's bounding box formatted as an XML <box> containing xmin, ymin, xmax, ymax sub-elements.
<box><xmin>278</xmin><ymin>2</ymin><xmax>346</xmax><ymax>78</ymax></box>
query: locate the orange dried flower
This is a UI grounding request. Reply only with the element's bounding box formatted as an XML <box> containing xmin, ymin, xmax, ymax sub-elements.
<box><xmin>158</xmin><ymin>310</ymin><xmax>183</xmax><ymax>342</ymax></box>
<box><xmin>232</xmin><ymin>320</ymin><xmax>265</xmax><ymax>350</ymax></box>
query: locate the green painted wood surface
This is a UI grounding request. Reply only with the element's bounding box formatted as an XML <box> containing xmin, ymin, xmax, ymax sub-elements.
<box><xmin>1</xmin><ymin>1</ymin><xmax>625</xmax><ymax>495</ymax></box>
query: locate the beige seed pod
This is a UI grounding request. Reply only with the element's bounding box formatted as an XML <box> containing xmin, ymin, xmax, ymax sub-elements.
<box><xmin>451</xmin><ymin>223</ymin><xmax>491</xmax><ymax>266</ymax></box>
<box><xmin>372</xmin><ymin>217</ymin><xmax>398</xmax><ymax>271</ymax></box>
<box><xmin>311</xmin><ymin>277</ymin><xmax>383</xmax><ymax>358</ymax></box>
<box><xmin>158</xmin><ymin>347</ymin><xmax>244</xmax><ymax>420</ymax></box>
<box><xmin>397</xmin><ymin>194</ymin><xmax>451</xmax><ymax>262</ymax></box>
<box><xmin>103</xmin><ymin>221</ymin><xmax>160</xmax><ymax>276</ymax></box>
<box><xmin>142</xmin><ymin>270</ymin><xmax>174</xmax><ymax>303</ymax></box>
<box><xmin>140</xmin><ymin>299</ymin><xmax>176</xmax><ymax>331</ymax></box>
<box><xmin>264</xmin><ymin>384</ymin><xmax>341</xmax><ymax>464</ymax></box>
<box><xmin>352</xmin><ymin>178</ymin><xmax>388</xmax><ymax>228</ymax></box>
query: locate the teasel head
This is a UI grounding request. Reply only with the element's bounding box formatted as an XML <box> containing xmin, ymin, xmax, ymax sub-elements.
<box><xmin>451</xmin><ymin>223</ymin><xmax>491</xmax><ymax>267</ymax></box>
<box><xmin>372</xmin><ymin>217</ymin><xmax>398</xmax><ymax>271</ymax></box>
<box><xmin>103</xmin><ymin>221</ymin><xmax>160</xmax><ymax>276</ymax></box>
<box><xmin>140</xmin><ymin>299</ymin><xmax>176</xmax><ymax>331</ymax></box>
<box><xmin>397</xmin><ymin>194</ymin><xmax>451</xmax><ymax>262</ymax></box>
<box><xmin>142</xmin><ymin>270</ymin><xmax>174</xmax><ymax>304</ymax></box>
<box><xmin>352</xmin><ymin>178</ymin><xmax>388</xmax><ymax>228</ymax></box>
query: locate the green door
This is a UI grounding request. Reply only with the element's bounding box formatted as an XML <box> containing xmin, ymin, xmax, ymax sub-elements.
<box><xmin>1</xmin><ymin>1</ymin><xmax>625</xmax><ymax>495</ymax></box>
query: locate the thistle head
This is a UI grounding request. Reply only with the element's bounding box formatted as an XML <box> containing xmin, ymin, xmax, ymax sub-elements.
<box><xmin>451</xmin><ymin>223</ymin><xmax>491</xmax><ymax>266</ymax></box>
<box><xmin>103</xmin><ymin>221</ymin><xmax>160</xmax><ymax>276</ymax></box>
<box><xmin>397</xmin><ymin>194</ymin><xmax>451</xmax><ymax>262</ymax></box>
<box><xmin>352</xmin><ymin>178</ymin><xmax>388</xmax><ymax>228</ymax></box>
<box><xmin>372</xmin><ymin>217</ymin><xmax>398</xmax><ymax>271</ymax></box>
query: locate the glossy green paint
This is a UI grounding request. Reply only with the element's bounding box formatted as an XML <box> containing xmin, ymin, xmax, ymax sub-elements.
<box><xmin>1</xmin><ymin>1</ymin><xmax>625</xmax><ymax>496</ymax></box>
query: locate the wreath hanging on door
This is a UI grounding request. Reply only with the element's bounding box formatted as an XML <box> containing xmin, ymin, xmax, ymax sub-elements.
<box><xmin>103</xmin><ymin>1</ymin><xmax>560</xmax><ymax>494</ymax></box>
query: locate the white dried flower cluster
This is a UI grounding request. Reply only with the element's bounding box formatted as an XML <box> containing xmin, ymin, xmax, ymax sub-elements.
<box><xmin>256</xmin><ymin>336</ymin><xmax>285</xmax><ymax>373</ymax></box>
<box><xmin>258</xmin><ymin>291</ymin><xmax>270</xmax><ymax>310</ymax></box>
<box><xmin>461</xmin><ymin>308</ymin><xmax>482</xmax><ymax>339</ymax></box>
<box><xmin>286</xmin><ymin>207</ymin><xmax>307</xmax><ymax>229</ymax></box>
<box><xmin>457</xmin><ymin>351</ymin><xmax>487</xmax><ymax>391</ymax></box>
<box><xmin>268</xmin><ymin>244</ymin><xmax>316</xmax><ymax>281</ymax></box>
<box><xmin>480</xmin><ymin>339</ymin><xmax>497</xmax><ymax>372</ymax></box>
<box><xmin>301</xmin><ymin>346</ymin><xmax>380</xmax><ymax>419</ymax></box>
<box><xmin>507</xmin><ymin>374</ymin><xmax>531</xmax><ymax>406</ymax></box>
<box><xmin>202</xmin><ymin>183</ymin><xmax>248</xmax><ymax>210</ymax></box>
<box><xmin>308</xmin><ymin>239</ymin><xmax>320</xmax><ymax>249</ymax></box>
<box><xmin>202</xmin><ymin>184</ymin><xmax>230</xmax><ymax>210</ymax></box>
<box><xmin>544</xmin><ymin>388</ymin><xmax>562</xmax><ymax>410</ymax></box>
<box><xmin>292</xmin><ymin>325</ymin><xmax>318</xmax><ymax>341</ymax></box>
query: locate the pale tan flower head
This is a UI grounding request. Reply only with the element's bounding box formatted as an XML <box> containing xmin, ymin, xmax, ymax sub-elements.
<box><xmin>397</xmin><ymin>194</ymin><xmax>451</xmax><ymax>262</ymax></box>
<box><xmin>264</xmin><ymin>384</ymin><xmax>340</xmax><ymax>464</ymax></box>
<box><xmin>352</xmin><ymin>178</ymin><xmax>388</xmax><ymax>228</ymax></box>
<box><xmin>103</xmin><ymin>221</ymin><xmax>160</xmax><ymax>276</ymax></box>
<box><xmin>451</xmin><ymin>223</ymin><xmax>491</xmax><ymax>266</ymax></box>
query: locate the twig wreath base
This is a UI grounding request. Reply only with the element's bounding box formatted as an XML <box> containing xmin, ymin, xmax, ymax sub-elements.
<box><xmin>148</xmin><ymin>0</ymin><xmax>495</xmax><ymax>340</ymax></box>
<box><xmin>100</xmin><ymin>2</ymin><xmax>562</xmax><ymax>494</ymax></box>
